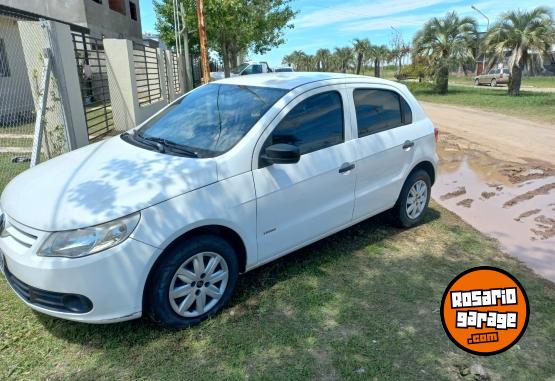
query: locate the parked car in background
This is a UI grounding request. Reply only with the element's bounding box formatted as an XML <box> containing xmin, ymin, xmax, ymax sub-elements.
<box><xmin>210</xmin><ymin>61</ymin><xmax>272</xmax><ymax>80</ymax></box>
<box><xmin>0</xmin><ymin>73</ymin><xmax>438</xmax><ymax>328</ymax></box>
<box><xmin>274</xmin><ymin>67</ymin><xmax>294</xmax><ymax>72</ymax></box>
<box><xmin>474</xmin><ymin>68</ymin><xmax>511</xmax><ymax>87</ymax></box>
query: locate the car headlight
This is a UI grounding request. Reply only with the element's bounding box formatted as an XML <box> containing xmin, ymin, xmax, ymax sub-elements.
<box><xmin>38</xmin><ymin>213</ymin><xmax>140</xmax><ymax>258</ymax></box>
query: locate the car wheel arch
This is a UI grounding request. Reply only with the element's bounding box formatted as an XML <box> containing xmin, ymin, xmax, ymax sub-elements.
<box><xmin>141</xmin><ymin>224</ymin><xmax>247</xmax><ymax>311</ymax></box>
<box><xmin>409</xmin><ymin>161</ymin><xmax>436</xmax><ymax>186</ymax></box>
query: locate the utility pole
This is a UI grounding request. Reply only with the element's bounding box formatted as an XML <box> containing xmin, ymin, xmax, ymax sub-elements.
<box><xmin>196</xmin><ymin>0</ymin><xmax>210</xmax><ymax>84</ymax></box>
<box><xmin>471</xmin><ymin>5</ymin><xmax>490</xmax><ymax>75</ymax></box>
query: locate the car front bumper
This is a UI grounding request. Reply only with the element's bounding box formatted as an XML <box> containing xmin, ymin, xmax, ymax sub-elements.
<box><xmin>0</xmin><ymin>216</ymin><xmax>160</xmax><ymax>323</ymax></box>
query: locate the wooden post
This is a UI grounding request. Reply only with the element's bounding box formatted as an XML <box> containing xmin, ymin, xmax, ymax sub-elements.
<box><xmin>196</xmin><ymin>0</ymin><xmax>210</xmax><ymax>84</ymax></box>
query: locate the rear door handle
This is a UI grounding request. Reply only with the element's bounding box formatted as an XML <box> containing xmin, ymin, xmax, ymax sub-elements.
<box><xmin>338</xmin><ymin>162</ymin><xmax>355</xmax><ymax>174</ymax></box>
<box><xmin>402</xmin><ymin>140</ymin><xmax>415</xmax><ymax>149</ymax></box>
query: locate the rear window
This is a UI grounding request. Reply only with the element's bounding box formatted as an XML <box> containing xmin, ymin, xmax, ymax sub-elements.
<box><xmin>353</xmin><ymin>89</ymin><xmax>411</xmax><ymax>137</ymax></box>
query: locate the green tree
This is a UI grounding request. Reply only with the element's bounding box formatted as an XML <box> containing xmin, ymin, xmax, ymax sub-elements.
<box><xmin>314</xmin><ymin>48</ymin><xmax>332</xmax><ymax>71</ymax></box>
<box><xmin>413</xmin><ymin>11</ymin><xmax>477</xmax><ymax>94</ymax></box>
<box><xmin>334</xmin><ymin>47</ymin><xmax>353</xmax><ymax>73</ymax></box>
<box><xmin>483</xmin><ymin>7</ymin><xmax>555</xmax><ymax>96</ymax></box>
<box><xmin>154</xmin><ymin>0</ymin><xmax>295</xmax><ymax>77</ymax></box>
<box><xmin>369</xmin><ymin>45</ymin><xmax>389</xmax><ymax>78</ymax></box>
<box><xmin>353</xmin><ymin>38</ymin><xmax>371</xmax><ymax>74</ymax></box>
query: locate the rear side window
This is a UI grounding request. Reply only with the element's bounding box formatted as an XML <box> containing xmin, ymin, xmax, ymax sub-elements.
<box><xmin>353</xmin><ymin>89</ymin><xmax>411</xmax><ymax>137</ymax></box>
<box><xmin>269</xmin><ymin>91</ymin><xmax>344</xmax><ymax>155</ymax></box>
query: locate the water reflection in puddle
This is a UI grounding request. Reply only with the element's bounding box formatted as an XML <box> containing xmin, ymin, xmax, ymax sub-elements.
<box><xmin>432</xmin><ymin>133</ymin><xmax>555</xmax><ymax>282</ymax></box>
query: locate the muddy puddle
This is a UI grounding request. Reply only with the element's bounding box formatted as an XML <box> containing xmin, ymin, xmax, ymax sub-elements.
<box><xmin>432</xmin><ymin>132</ymin><xmax>555</xmax><ymax>282</ymax></box>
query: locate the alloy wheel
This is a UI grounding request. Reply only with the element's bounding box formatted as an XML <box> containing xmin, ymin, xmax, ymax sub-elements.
<box><xmin>406</xmin><ymin>180</ymin><xmax>428</xmax><ymax>219</ymax></box>
<box><xmin>168</xmin><ymin>251</ymin><xmax>229</xmax><ymax>317</ymax></box>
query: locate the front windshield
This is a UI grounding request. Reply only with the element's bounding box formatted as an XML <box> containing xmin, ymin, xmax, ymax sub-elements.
<box><xmin>231</xmin><ymin>63</ymin><xmax>249</xmax><ymax>74</ymax></box>
<box><xmin>136</xmin><ymin>84</ymin><xmax>287</xmax><ymax>157</ymax></box>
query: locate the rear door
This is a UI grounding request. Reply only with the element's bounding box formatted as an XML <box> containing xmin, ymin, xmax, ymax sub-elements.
<box><xmin>346</xmin><ymin>85</ymin><xmax>417</xmax><ymax>219</ymax></box>
<box><xmin>253</xmin><ymin>86</ymin><xmax>357</xmax><ymax>261</ymax></box>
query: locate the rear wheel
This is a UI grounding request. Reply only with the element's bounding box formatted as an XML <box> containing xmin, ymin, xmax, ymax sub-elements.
<box><xmin>393</xmin><ymin>169</ymin><xmax>431</xmax><ymax>228</ymax></box>
<box><xmin>146</xmin><ymin>235</ymin><xmax>239</xmax><ymax>328</ymax></box>
<box><xmin>491</xmin><ymin>78</ymin><xmax>497</xmax><ymax>87</ymax></box>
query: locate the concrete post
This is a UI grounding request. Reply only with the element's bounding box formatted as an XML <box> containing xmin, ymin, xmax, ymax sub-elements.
<box><xmin>103</xmin><ymin>39</ymin><xmax>138</xmax><ymax>131</ymax></box>
<box><xmin>157</xmin><ymin>48</ymin><xmax>168</xmax><ymax>103</ymax></box>
<box><xmin>164</xmin><ymin>50</ymin><xmax>177</xmax><ymax>101</ymax></box>
<box><xmin>18</xmin><ymin>20</ymin><xmax>88</xmax><ymax>150</ymax></box>
<box><xmin>45</xmin><ymin>21</ymin><xmax>89</xmax><ymax>149</ymax></box>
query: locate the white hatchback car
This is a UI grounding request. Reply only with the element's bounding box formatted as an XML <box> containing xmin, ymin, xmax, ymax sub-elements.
<box><xmin>0</xmin><ymin>73</ymin><xmax>438</xmax><ymax>328</ymax></box>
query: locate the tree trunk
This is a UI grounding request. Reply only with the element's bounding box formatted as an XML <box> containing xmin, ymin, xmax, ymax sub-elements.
<box><xmin>222</xmin><ymin>43</ymin><xmax>231</xmax><ymax>78</ymax></box>
<box><xmin>356</xmin><ymin>53</ymin><xmax>362</xmax><ymax>74</ymax></box>
<box><xmin>433</xmin><ymin>65</ymin><xmax>449</xmax><ymax>94</ymax></box>
<box><xmin>508</xmin><ymin>65</ymin><xmax>522</xmax><ymax>96</ymax></box>
<box><xmin>229</xmin><ymin>48</ymin><xmax>238</xmax><ymax>69</ymax></box>
<box><xmin>374</xmin><ymin>58</ymin><xmax>380</xmax><ymax>77</ymax></box>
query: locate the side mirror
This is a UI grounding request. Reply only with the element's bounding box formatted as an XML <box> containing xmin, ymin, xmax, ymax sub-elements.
<box><xmin>261</xmin><ymin>144</ymin><xmax>300</xmax><ymax>165</ymax></box>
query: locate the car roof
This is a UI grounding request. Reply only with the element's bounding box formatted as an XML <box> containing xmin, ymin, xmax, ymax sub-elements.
<box><xmin>214</xmin><ymin>72</ymin><xmax>400</xmax><ymax>90</ymax></box>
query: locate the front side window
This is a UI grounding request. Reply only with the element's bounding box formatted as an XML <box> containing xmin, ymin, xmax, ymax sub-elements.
<box><xmin>134</xmin><ymin>84</ymin><xmax>287</xmax><ymax>157</ymax></box>
<box><xmin>354</xmin><ymin>89</ymin><xmax>412</xmax><ymax>137</ymax></box>
<box><xmin>268</xmin><ymin>91</ymin><xmax>344</xmax><ymax>155</ymax></box>
<box><xmin>0</xmin><ymin>39</ymin><xmax>10</xmax><ymax>77</ymax></box>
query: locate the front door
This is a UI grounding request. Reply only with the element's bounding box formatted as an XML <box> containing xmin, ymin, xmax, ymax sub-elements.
<box><xmin>253</xmin><ymin>88</ymin><xmax>357</xmax><ymax>261</ymax></box>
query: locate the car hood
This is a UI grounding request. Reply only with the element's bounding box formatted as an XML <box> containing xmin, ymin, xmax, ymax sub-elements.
<box><xmin>1</xmin><ymin>136</ymin><xmax>218</xmax><ymax>231</ymax></box>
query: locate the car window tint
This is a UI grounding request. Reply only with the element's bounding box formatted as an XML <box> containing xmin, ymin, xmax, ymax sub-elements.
<box><xmin>353</xmin><ymin>89</ymin><xmax>403</xmax><ymax>137</ymax></box>
<box><xmin>138</xmin><ymin>84</ymin><xmax>286</xmax><ymax>156</ymax></box>
<box><xmin>269</xmin><ymin>91</ymin><xmax>344</xmax><ymax>155</ymax></box>
<box><xmin>400</xmin><ymin>96</ymin><xmax>412</xmax><ymax>125</ymax></box>
<box><xmin>253</xmin><ymin>65</ymin><xmax>263</xmax><ymax>74</ymax></box>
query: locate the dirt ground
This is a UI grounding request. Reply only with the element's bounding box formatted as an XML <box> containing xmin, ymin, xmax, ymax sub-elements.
<box><xmin>422</xmin><ymin>102</ymin><xmax>555</xmax><ymax>282</ymax></box>
<box><xmin>422</xmin><ymin>102</ymin><xmax>555</xmax><ymax>165</ymax></box>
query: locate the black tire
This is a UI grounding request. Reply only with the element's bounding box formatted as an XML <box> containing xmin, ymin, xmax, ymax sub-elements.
<box><xmin>393</xmin><ymin>169</ymin><xmax>431</xmax><ymax>228</ymax></box>
<box><xmin>491</xmin><ymin>79</ymin><xmax>497</xmax><ymax>87</ymax></box>
<box><xmin>145</xmin><ymin>234</ymin><xmax>239</xmax><ymax>329</ymax></box>
<box><xmin>474</xmin><ymin>78</ymin><xmax>480</xmax><ymax>86</ymax></box>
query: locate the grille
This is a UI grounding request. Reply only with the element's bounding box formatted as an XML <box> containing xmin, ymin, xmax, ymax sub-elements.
<box><xmin>3</xmin><ymin>222</ymin><xmax>37</xmax><ymax>248</ymax></box>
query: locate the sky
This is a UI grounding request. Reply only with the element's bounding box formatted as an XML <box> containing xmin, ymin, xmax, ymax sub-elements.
<box><xmin>139</xmin><ymin>0</ymin><xmax>549</xmax><ymax>67</ymax></box>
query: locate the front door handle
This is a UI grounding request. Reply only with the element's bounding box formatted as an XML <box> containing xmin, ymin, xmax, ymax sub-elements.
<box><xmin>402</xmin><ymin>140</ymin><xmax>415</xmax><ymax>149</ymax></box>
<box><xmin>338</xmin><ymin>162</ymin><xmax>355</xmax><ymax>174</ymax></box>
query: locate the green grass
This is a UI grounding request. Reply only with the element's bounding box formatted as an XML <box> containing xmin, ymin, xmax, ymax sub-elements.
<box><xmin>0</xmin><ymin>153</ymin><xmax>29</xmax><ymax>191</ymax></box>
<box><xmin>1</xmin><ymin>203</ymin><xmax>554</xmax><ymax>380</ymax></box>
<box><xmin>407</xmin><ymin>82</ymin><xmax>555</xmax><ymax>124</ymax></box>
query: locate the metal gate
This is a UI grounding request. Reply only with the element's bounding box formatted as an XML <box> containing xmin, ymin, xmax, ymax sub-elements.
<box><xmin>71</xmin><ymin>32</ymin><xmax>114</xmax><ymax>141</ymax></box>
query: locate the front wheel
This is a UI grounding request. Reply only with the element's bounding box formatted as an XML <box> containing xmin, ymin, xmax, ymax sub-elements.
<box><xmin>146</xmin><ymin>235</ymin><xmax>239</xmax><ymax>328</ymax></box>
<box><xmin>393</xmin><ymin>169</ymin><xmax>431</xmax><ymax>228</ymax></box>
<box><xmin>491</xmin><ymin>79</ymin><xmax>497</xmax><ymax>87</ymax></box>
<box><xmin>474</xmin><ymin>78</ymin><xmax>480</xmax><ymax>86</ymax></box>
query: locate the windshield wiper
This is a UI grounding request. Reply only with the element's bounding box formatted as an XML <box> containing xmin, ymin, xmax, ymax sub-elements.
<box><xmin>138</xmin><ymin>135</ymin><xmax>199</xmax><ymax>158</ymax></box>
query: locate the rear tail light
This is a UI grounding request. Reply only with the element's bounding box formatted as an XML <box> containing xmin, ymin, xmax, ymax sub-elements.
<box><xmin>434</xmin><ymin>127</ymin><xmax>439</xmax><ymax>143</ymax></box>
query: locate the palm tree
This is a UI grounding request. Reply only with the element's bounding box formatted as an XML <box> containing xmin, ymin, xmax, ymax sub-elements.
<box><xmin>314</xmin><ymin>48</ymin><xmax>332</xmax><ymax>71</ymax></box>
<box><xmin>369</xmin><ymin>45</ymin><xmax>389</xmax><ymax>78</ymax></box>
<box><xmin>483</xmin><ymin>7</ymin><xmax>555</xmax><ymax>96</ymax></box>
<box><xmin>413</xmin><ymin>11</ymin><xmax>477</xmax><ymax>94</ymax></box>
<box><xmin>353</xmin><ymin>38</ymin><xmax>371</xmax><ymax>74</ymax></box>
<box><xmin>334</xmin><ymin>47</ymin><xmax>353</xmax><ymax>73</ymax></box>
